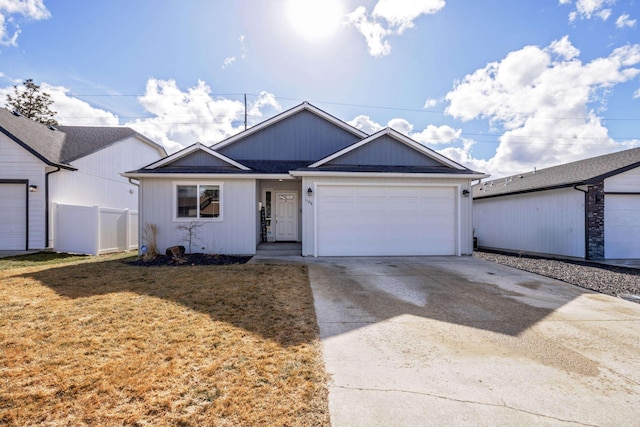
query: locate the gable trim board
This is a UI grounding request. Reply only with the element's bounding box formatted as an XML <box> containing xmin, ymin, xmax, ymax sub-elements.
<box><xmin>129</xmin><ymin>102</ymin><xmax>486</xmax><ymax>257</ymax></box>
<box><xmin>310</xmin><ymin>127</ymin><xmax>467</xmax><ymax>170</ymax></box>
<box><xmin>145</xmin><ymin>142</ymin><xmax>250</xmax><ymax>171</ymax></box>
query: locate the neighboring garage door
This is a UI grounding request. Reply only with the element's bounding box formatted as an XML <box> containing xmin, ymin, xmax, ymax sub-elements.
<box><xmin>0</xmin><ymin>183</ymin><xmax>27</xmax><ymax>250</ymax></box>
<box><xmin>605</xmin><ymin>194</ymin><xmax>640</xmax><ymax>258</ymax></box>
<box><xmin>316</xmin><ymin>185</ymin><xmax>457</xmax><ymax>256</ymax></box>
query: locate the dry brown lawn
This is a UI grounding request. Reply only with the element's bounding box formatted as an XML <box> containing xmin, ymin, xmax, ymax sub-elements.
<box><xmin>0</xmin><ymin>253</ymin><xmax>329</xmax><ymax>426</ymax></box>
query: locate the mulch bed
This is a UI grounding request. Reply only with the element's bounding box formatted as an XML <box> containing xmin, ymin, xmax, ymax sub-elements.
<box><xmin>128</xmin><ymin>253</ymin><xmax>253</xmax><ymax>267</ymax></box>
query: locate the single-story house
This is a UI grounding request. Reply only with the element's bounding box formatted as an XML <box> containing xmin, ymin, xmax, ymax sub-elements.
<box><xmin>124</xmin><ymin>102</ymin><xmax>487</xmax><ymax>257</ymax></box>
<box><xmin>473</xmin><ymin>147</ymin><xmax>640</xmax><ymax>260</ymax></box>
<box><xmin>0</xmin><ymin>108</ymin><xmax>167</xmax><ymax>253</ymax></box>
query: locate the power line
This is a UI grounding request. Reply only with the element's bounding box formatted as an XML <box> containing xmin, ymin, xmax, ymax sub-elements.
<box><xmin>66</xmin><ymin>92</ymin><xmax>640</xmax><ymax>121</ymax></box>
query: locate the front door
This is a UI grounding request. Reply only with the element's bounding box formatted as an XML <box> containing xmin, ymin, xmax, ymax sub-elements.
<box><xmin>275</xmin><ymin>192</ymin><xmax>298</xmax><ymax>241</ymax></box>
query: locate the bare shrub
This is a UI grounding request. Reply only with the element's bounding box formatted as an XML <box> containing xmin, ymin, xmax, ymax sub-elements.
<box><xmin>141</xmin><ymin>223</ymin><xmax>158</xmax><ymax>261</ymax></box>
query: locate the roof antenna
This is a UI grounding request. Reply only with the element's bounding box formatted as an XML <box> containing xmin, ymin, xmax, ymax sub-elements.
<box><xmin>244</xmin><ymin>94</ymin><xmax>247</xmax><ymax>130</ymax></box>
<box><xmin>533</xmin><ymin>167</ymin><xmax>536</xmax><ymax>174</ymax></box>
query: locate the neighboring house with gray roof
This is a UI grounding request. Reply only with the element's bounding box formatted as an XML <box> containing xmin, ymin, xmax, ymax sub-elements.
<box><xmin>0</xmin><ymin>108</ymin><xmax>167</xmax><ymax>252</ymax></box>
<box><xmin>124</xmin><ymin>102</ymin><xmax>487</xmax><ymax>257</ymax></box>
<box><xmin>473</xmin><ymin>147</ymin><xmax>640</xmax><ymax>260</ymax></box>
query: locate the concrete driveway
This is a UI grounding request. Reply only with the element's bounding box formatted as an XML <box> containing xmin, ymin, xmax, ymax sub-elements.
<box><xmin>307</xmin><ymin>256</ymin><xmax>640</xmax><ymax>426</ymax></box>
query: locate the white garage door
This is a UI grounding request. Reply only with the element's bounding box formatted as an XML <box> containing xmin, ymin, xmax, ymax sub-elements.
<box><xmin>317</xmin><ymin>185</ymin><xmax>457</xmax><ymax>256</ymax></box>
<box><xmin>0</xmin><ymin>183</ymin><xmax>27</xmax><ymax>250</ymax></box>
<box><xmin>605</xmin><ymin>194</ymin><xmax>640</xmax><ymax>259</ymax></box>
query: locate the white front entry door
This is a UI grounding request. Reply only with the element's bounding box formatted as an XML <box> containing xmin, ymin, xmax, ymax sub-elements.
<box><xmin>275</xmin><ymin>192</ymin><xmax>298</xmax><ymax>241</ymax></box>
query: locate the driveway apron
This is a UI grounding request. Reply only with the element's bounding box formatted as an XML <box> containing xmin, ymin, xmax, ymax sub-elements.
<box><xmin>307</xmin><ymin>256</ymin><xmax>640</xmax><ymax>426</ymax></box>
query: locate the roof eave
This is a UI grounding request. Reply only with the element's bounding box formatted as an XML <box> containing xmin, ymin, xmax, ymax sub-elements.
<box><xmin>121</xmin><ymin>172</ymin><xmax>294</xmax><ymax>180</ymax></box>
<box><xmin>290</xmin><ymin>170</ymin><xmax>488</xmax><ymax>179</ymax></box>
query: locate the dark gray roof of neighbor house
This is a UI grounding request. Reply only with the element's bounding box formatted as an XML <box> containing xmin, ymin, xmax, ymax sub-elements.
<box><xmin>0</xmin><ymin>108</ymin><xmax>157</xmax><ymax>168</ymax></box>
<box><xmin>56</xmin><ymin>126</ymin><xmax>138</xmax><ymax>162</ymax></box>
<box><xmin>474</xmin><ymin>147</ymin><xmax>640</xmax><ymax>199</ymax></box>
<box><xmin>0</xmin><ymin>107</ymin><xmax>70</xmax><ymax>168</ymax></box>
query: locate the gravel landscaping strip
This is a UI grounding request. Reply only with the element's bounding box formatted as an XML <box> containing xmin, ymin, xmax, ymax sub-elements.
<box><xmin>474</xmin><ymin>250</ymin><xmax>640</xmax><ymax>303</ymax></box>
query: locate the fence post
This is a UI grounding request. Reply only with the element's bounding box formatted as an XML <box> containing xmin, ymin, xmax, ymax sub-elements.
<box><xmin>125</xmin><ymin>208</ymin><xmax>130</xmax><ymax>251</ymax></box>
<box><xmin>52</xmin><ymin>202</ymin><xmax>58</xmax><ymax>251</ymax></box>
<box><xmin>94</xmin><ymin>206</ymin><xmax>100</xmax><ymax>256</ymax></box>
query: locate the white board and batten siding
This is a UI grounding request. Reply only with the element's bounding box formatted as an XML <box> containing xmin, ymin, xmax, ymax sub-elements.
<box><xmin>474</xmin><ymin>188</ymin><xmax>585</xmax><ymax>258</ymax></box>
<box><xmin>604</xmin><ymin>167</ymin><xmax>640</xmax><ymax>259</ymax></box>
<box><xmin>301</xmin><ymin>176</ymin><xmax>474</xmax><ymax>257</ymax></box>
<box><xmin>50</xmin><ymin>136</ymin><xmax>163</xmax><ymax>210</ymax></box>
<box><xmin>0</xmin><ymin>132</ymin><xmax>46</xmax><ymax>249</ymax></box>
<box><xmin>140</xmin><ymin>178</ymin><xmax>256</xmax><ymax>255</ymax></box>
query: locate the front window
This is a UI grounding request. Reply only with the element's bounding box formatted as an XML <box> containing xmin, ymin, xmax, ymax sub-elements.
<box><xmin>176</xmin><ymin>183</ymin><xmax>221</xmax><ymax>220</ymax></box>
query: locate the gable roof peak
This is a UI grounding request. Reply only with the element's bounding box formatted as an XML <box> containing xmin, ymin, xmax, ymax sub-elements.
<box><xmin>210</xmin><ymin>101</ymin><xmax>368</xmax><ymax>151</ymax></box>
<box><xmin>309</xmin><ymin>125</ymin><xmax>469</xmax><ymax>171</ymax></box>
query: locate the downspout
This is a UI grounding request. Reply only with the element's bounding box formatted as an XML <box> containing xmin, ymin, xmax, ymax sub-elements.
<box><xmin>573</xmin><ymin>185</ymin><xmax>589</xmax><ymax>259</ymax></box>
<box><xmin>45</xmin><ymin>167</ymin><xmax>62</xmax><ymax>249</ymax></box>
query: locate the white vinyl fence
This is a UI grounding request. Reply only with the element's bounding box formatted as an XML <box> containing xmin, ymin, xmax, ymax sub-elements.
<box><xmin>53</xmin><ymin>203</ymin><xmax>138</xmax><ymax>255</ymax></box>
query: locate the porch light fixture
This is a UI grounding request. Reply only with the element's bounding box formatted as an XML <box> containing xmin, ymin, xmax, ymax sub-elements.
<box><xmin>462</xmin><ymin>189</ymin><xmax>470</xmax><ymax>197</ymax></box>
<box><xmin>307</xmin><ymin>187</ymin><xmax>313</xmax><ymax>197</ymax></box>
<box><xmin>29</xmin><ymin>185</ymin><xmax>38</xmax><ymax>192</ymax></box>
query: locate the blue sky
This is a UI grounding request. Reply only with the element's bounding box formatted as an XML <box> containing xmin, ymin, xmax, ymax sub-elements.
<box><xmin>1</xmin><ymin>0</ymin><xmax>639</xmax><ymax>178</ymax></box>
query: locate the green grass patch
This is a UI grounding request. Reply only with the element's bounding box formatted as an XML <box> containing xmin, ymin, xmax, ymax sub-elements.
<box><xmin>0</xmin><ymin>251</ymin><xmax>136</xmax><ymax>271</ymax></box>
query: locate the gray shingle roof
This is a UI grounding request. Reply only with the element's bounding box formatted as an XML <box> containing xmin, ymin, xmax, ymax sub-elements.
<box><xmin>0</xmin><ymin>108</ymin><xmax>146</xmax><ymax>167</ymax></box>
<box><xmin>55</xmin><ymin>126</ymin><xmax>137</xmax><ymax>162</ymax></box>
<box><xmin>473</xmin><ymin>147</ymin><xmax>640</xmax><ymax>199</ymax></box>
<box><xmin>0</xmin><ymin>107</ymin><xmax>69</xmax><ymax>167</ymax></box>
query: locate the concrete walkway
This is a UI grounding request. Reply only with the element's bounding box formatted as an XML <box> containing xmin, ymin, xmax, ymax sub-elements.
<box><xmin>306</xmin><ymin>256</ymin><xmax>640</xmax><ymax>426</ymax></box>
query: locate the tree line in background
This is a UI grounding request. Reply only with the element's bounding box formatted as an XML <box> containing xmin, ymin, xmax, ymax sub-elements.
<box><xmin>5</xmin><ymin>79</ymin><xmax>58</xmax><ymax>126</ymax></box>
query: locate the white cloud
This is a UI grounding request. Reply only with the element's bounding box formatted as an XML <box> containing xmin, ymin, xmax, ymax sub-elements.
<box><xmin>43</xmin><ymin>83</ymin><xmax>120</xmax><ymax>126</ymax></box>
<box><xmin>576</xmin><ymin>0</ymin><xmax>612</xmax><ymax>19</ymax></box>
<box><xmin>616</xmin><ymin>13</ymin><xmax>636</xmax><ymax>28</ymax></box>
<box><xmin>221</xmin><ymin>35</ymin><xmax>248</xmax><ymax>69</ymax></box>
<box><xmin>347</xmin><ymin>6</ymin><xmax>391</xmax><ymax>57</ymax></box>
<box><xmin>444</xmin><ymin>37</ymin><xmax>640</xmax><ymax>177</ymax></box>
<box><xmin>348</xmin><ymin>0</ymin><xmax>445</xmax><ymax>57</ymax></box>
<box><xmin>348</xmin><ymin>114</ymin><xmax>465</xmax><ymax>149</ymax></box>
<box><xmin>239</xmin><ymin>34</ymin><xmax>247</xmax><ymax>60</ymax></box>
<box><xmin>0</xmin><ymin>79</ymin><xmax>119</xmax><ymax>125</ymax></box>
<box><xmin>411</xmin><ymin>124</ymin><xmax>462</xmax><ymax>145</ymax></box>
<box><xmin>372</xmin><ymin>0</ymin><xmax>445</xmax><ymax>33</ymax></box>
<box><xmin>124</xmin><ymin>79</ymin><xmax>280</xmax><ymax>153</ymax></box>
<box><xmin>597</xmin><ymin>8</ymin><xmax>612</xmax><ymax>20</ymax></box>
<box><xmin>1</xmin><ymin>76</ymin><xmax>281</xmax><ymax>153</ymax></box>
<box><xmin>563</xmin><ymin>0</ymin><xmax>614</xmax><ymax>22</ymax></box>
<box><xmin>348</xmin><ymin>114</ymin><xmax>383</xmax><ymax>134</ymax></box>
<box><xmin>221</xmin><ymin>56</ymin><xmax>236</xmax><ymax>69</ymax></box>
<box><xmin>634</xmin><ymin>88</ymin><xmax>640</xmax><ymax>98</ymax></box>
<box><xmin>424</xmin><ymin>97</ymin><xmax>438</xmax><ymax>108</ymax></box>
<box><xmin>0</xmin><ymin>0</ymin><xmax>50</xmax><ymax>46</ymax></box>
<box><xmin>388</xmin><ymin>117</ymin><xmax>413</xmax><ymax>134</ymax></box>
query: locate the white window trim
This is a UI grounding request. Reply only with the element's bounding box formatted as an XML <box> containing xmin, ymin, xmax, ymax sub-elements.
<box><xmin>173</xmin><ymin>181</ymin><xmax>224</xmax><ymax>222</ymax></box>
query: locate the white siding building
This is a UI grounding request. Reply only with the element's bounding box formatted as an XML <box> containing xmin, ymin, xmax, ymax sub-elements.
<box><xmin>0</xmin><ymin>108</ymin><xmax>166</xmax><ymax>253</ymax></box>
<box><xmin>473</xmin><ymin>148</ymin><xmax>640</xmax><ymax>260</ymax></box>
